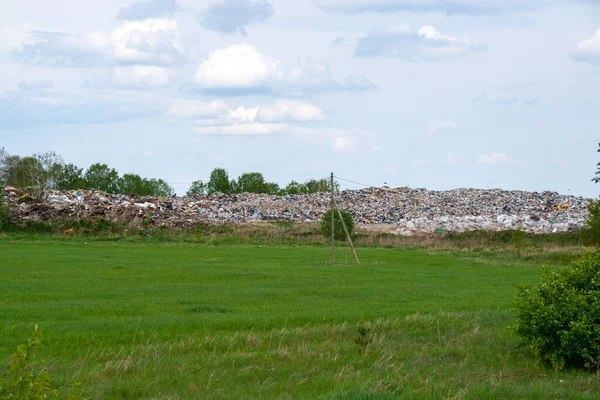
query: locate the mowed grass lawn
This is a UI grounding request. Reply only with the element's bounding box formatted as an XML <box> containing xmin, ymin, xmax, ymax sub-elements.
<box><xmin>1</xmin><ymin>238</ymin><xmax>598</xmax><ymax>399</ymax></box>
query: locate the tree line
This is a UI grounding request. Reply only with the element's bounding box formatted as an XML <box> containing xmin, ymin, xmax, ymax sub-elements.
<box><xmin>186</xmin><ymin>168</ymin><xmax>335</xmax><ymax>196</ymax></box>
<box><xmin>0</xmin><ymin>149</ymin><xmax>173</xmax><ymax>197</ymax></box>
<box><xmin>0</xmin><ymin>149</ymin><xmax>335</xmax><ymax>197</ymax></box>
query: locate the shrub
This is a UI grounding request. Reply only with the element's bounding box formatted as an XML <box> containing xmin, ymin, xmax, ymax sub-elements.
<box><xmin>513</xmin><ymin>249</ymin><xmax>600</xmax><ymax>370</ymax></box>
<box><xmin>582</xmin><ymin>199</ymin><xmax>600</xmax><ymax>245</ymax></box>
<box><xmin>321</xmin><ymin>209</ymin><xmax>355</xmax><ymax>241</ymax></box>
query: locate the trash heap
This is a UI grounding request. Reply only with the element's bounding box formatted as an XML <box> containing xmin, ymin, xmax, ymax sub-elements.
<box><xmin>2</xmin><ymin>186</ymin><xmax>591</xmax><ymax>235</ymax></box>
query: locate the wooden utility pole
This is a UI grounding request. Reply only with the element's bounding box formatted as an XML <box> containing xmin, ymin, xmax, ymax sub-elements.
<box><xmin>333</xmin><ymin>197</ymin><xmax>360</xmax><ymax>264</ymax></box>
<box><xmin>330</xmin><ymin>172</ymin><xmax>335</xmax><ymax>263</ymax></box>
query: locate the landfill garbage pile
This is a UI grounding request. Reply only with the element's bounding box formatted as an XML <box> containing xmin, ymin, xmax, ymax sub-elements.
<box><xmin>2</xmin><ymin>186</ymin><xmax>591</xmax><ymax>235</ymax></box>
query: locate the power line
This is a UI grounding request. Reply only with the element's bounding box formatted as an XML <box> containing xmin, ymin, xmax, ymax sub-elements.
<box><xmin>334</xmin><ymin>175</ymin><xmax>377</xmax><ymax>189</ymax></box>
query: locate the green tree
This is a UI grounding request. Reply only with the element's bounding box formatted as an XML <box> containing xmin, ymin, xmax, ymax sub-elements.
<box><xmin>8</xmin><ymin>156</ymin><xmax>46</xmax><ymax>189</ymax></box>
<box><xmin>118</xmin><ymin>173</ymin><xmax>146</xmax><ymax>195</ymax></box>
<box><xmin>50</xmin><ymin>162</ymin><xmax>85</xmax><ymax>190</ymax></box>
<box><xmin>320</xmin><ymin>209</ymin><xmax>355</xmax><ymax>241</ymax></box>
<box><xmin>263</xmin><ymin>182</ymin><xmax>281</xmax><ymax>195</ymax></box>
<box><xmin>304</xmin><ymin>178</ymin><xmax>332</xmax><ymax>194</ymax></box>
<box><xmin>145</xmin><ymin>178</ymin><xmax>174</xmax><ymax>197</ymax></box>
<box><xmin>284</xmin><ymin>180</ymin><xmax>306</xmax><ymax>195</ymax></box>
<box><xmin>592</xmin><ymin>142</ymin><xmax>600</xmax><ymax>184</ymax></box>
<box><xmin>232</xmin><ymin>172</ymin><xmax>268</xmax><ymax>194</ymax></box>
<box><xmin>207</xmin><ymin>168</ymin><xmax>232</xmax><ymax>194</ymax></box>
<box><xmin>187</xmin><ymin>180</ymin><xmax>207</xmax><ymax>195</ymax></box>
<box><xmin>84</xmin><ymin>163</ymin><xmax>120</xmax><ymax>193</ymax></box>
<box><xmin>582</xmin><ymin>200</ymin><xmax>600</xmax><ymax>245</ymax></box>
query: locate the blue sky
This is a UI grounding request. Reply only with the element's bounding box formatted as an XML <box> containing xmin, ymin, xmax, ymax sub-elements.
<box><xmin>1</xmin><ymin>0</ymin><xmax>599</xmax><ymax>196</ymax></box>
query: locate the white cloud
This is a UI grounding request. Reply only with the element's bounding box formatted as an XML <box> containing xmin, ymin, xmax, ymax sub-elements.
<box><xmin>476</xmin><ymin>152</ymin><xmax>516</xmax><ymax>166</ymax></box>
<box><xmin>314</xmin><ymin>0</ymin><xmax>548</xmax><ymax>15</ymax></box>
<box><xmin>192</xmin><ymin>43</ymin><xmax>283</xmax><ymax>91</ymax></box>
<box><xmin>112</xmin><ymin>65</ymin><xmax>173</xmax><ymax>88</ymax></box>
<box><xmin>168</xmin><ymin>99</ymin><xmax>228</xmax><ymax>118</ymax></box>
<box><xmin>195</xmin><ymin>122</ymin><xmax>288</xmax><ymax>135</ymax></box>
<box><xmin>111</xmin><ymin>18</ymin><xmax>185</xmax><ymax>66</ymax></box>
<box><xmin>288</xmin><ymin>126</ymin><xmax>366</xmax><ymax>152</ymax></box>
<box><xmin>355</xmin><ymin>25</ymin><xmax>483</xmax><ymax>61</ymax></box>
<box><xmin>446</xmin><ymin>153</ymin><xmax>457</xmax><ymax>164</ymax></box>
<box><xmin>228</xmin><ymin>106</ymin><xmax>261</xmax><ymax>122</ymax></box>
<box><xmin>194</xmin><ymin>122</ymin><xmax>366</xmax><ymax>152</ymax></box>
<box><xmin>423</xmin><ymin>118</ymin><xmax>458</xmax><ymax>135</ymax></box>
<box><xmin>570</xmin><ymin>29</ymin><xmax>600</xmax><ymax>65</ymax></box>
<box><xmin>256</xmin><ymin>100</ymin><xmax>326</xmax><ymax>122</ymax></box>
<box><xmin>226</xmin><ymin>101</ymin><xmax>326</xmax><ymax>123</ymax></box>
<box><xmin>190</xmin><ymin>43</ymin><xmax>375</xmax><ymax>94</ymax></box>
<box><xmin>12</xmin><ymin>18</ymin><xmax>185</xmax><ymax>68</ymax></box>
<box><xmin>332</xmin><ymin>135</ymin><xmax>360</xmax><ymax>152</ymax></box>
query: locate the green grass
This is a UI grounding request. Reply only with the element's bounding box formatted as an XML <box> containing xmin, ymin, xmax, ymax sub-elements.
<box><xmin>0</xmin><ymin>237</ymin><xmax>598</xmax><ymax>399</ymax></box>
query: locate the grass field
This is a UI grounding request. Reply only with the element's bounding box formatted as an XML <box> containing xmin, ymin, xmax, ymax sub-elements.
<box><xmin>1</xmin><ymin>236</ymin><xmax>598</xmax><ymax>399</ymax></box>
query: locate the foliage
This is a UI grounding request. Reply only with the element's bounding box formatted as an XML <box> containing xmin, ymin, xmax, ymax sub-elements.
<box><xmin>0</xmin><ymin>195</ymin><xmax>10</xmax><ymax>232</ymax></box>
<box><xmin>582</xmin><ymin>199</ymin><xmax>600</xmax><ymax>245</ymax></box>
<box><xmin>146</xmin><ymin>178</ymin><xmax>174</xmax><ymax>197</ymax></box>
<box><xmin>50</xmin><ymin>163</ymin><xmax>85</xmax><ymax>191</ymax></box>
<box><xmin>304</xmin><ymin>178</ymin><xmax>333</xmax><ymax>194</ymax></box>
<box><xmin>187</xmin><ymin>180</ymin><xmax>207</xmax><ymax>196</ymax></box>
<box><xmin>284</xmin><ymin>178</ymin><xmax>338</xmax><ymax>195</ymax></box>
<box><xmin>592</xmin><ymin>142</ymin><xmax>600</xmax><ymax>184</ymax></box>
<box><xmin>83</xmin><ymin>163</ymin><xmax>120</xmax><ymax>193</ymax></box>
<box><xmin>513</xmin><ymin>249</ymin><xmax>600</xmax><ymax>370</ymax></box>
<box><xmin>510</xmin><ymin>229</ymin><xmax>532</xmax><ymax>255</ymax></box>
<box><xmin>207</xmin><ymin>168</ymin><xmax>232</xmax><ymax>194</ymax></box>
<box><xmin>232</xmin><ymin>172</ymin><xmax>280</xmax><ymax>195</ymax></box>
<box><xmin>0</xmin><ymin>324</ymin><xmax>57</xmax><ymax>399</ymax></box>
<box><xmin>320</xmin><ymin>208</ymin><xmax>355</xmax><ymax>241</ymax></box>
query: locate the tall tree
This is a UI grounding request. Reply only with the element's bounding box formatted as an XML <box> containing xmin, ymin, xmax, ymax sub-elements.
<box><xmin>84</xmin><ymin>163</ymin><xmax>120</xmax><ymax>193</ymax></box>
<box><xmin>118</xmin><ymin>173</ymin><xmax>146</xmax><ymax>195</ymax></box>
<box><xmin>50</xmin><ymin>163</ymin><xmax>84</xmax><ymax>190</ymax></box>
<box><xmin>187</xmin><ymin>180</ymin><xmax>207</xmax><ymax>195</ymax></box>
<box><xmin>145</xmin><ymin>178</ymin><xmax>174</xmax><ymax>197</ymax></box>
<box><xmin>207</xmin><ymin>168</ymin><xmax>232</xmax><ymax>194</ymax></box>
<box><xmin>232</xmin><ymin>172</ymin><xmax>268</xmax><ymax>194</ymax></box>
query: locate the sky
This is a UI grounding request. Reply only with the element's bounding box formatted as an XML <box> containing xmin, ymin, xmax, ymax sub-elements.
<box><xmin>0</xmin><ymin>0</ymin><xmax>599</xmax><ymax>197</ymax></box>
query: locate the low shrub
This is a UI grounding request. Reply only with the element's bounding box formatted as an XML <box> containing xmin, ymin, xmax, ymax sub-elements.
<box><xmin>513</xmin><ymin>248</ymin><xmax>600</xmax><ymax>370</ymax></box>
<box><xmin>582</xmin><ymin>199</ymin><xmax>600</xmax><ymax>245</ymax></box>
<box><xmin>321</xmin><ymin>209</ymin><xmax>355</xmax><ymax>241</ymax></box>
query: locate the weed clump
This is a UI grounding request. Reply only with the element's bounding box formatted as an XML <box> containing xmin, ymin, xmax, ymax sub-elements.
<box><xmin>513</xmin><ymin>248</ymin><xmax>600</xmax><ymax>370</ymax></box>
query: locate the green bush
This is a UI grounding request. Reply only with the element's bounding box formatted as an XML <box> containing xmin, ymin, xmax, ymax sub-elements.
<box><xmin>0</xmin><ymin>195</ymin><xmax>10</xmax><ymax>231</ymax></box>
<box><xmin>321</xmin><ymin>209</ymin><xmax>355</xmax><ymax>241</ymax></box>
<box><xmin>582</xmin><ymin>199</ymin><xmax>600</xmax><ymax>245</ymax></box>
<box><xmin>513</xmin><ymin>249</ymin><xmax>600</xmax><ymax>370</ymax></box>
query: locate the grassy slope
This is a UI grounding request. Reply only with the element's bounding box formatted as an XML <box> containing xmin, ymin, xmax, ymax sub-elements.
<box><xmin>1</xmin><ymin>238</ymin><xmax>598</xmax><ymax>399</ymax></box>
